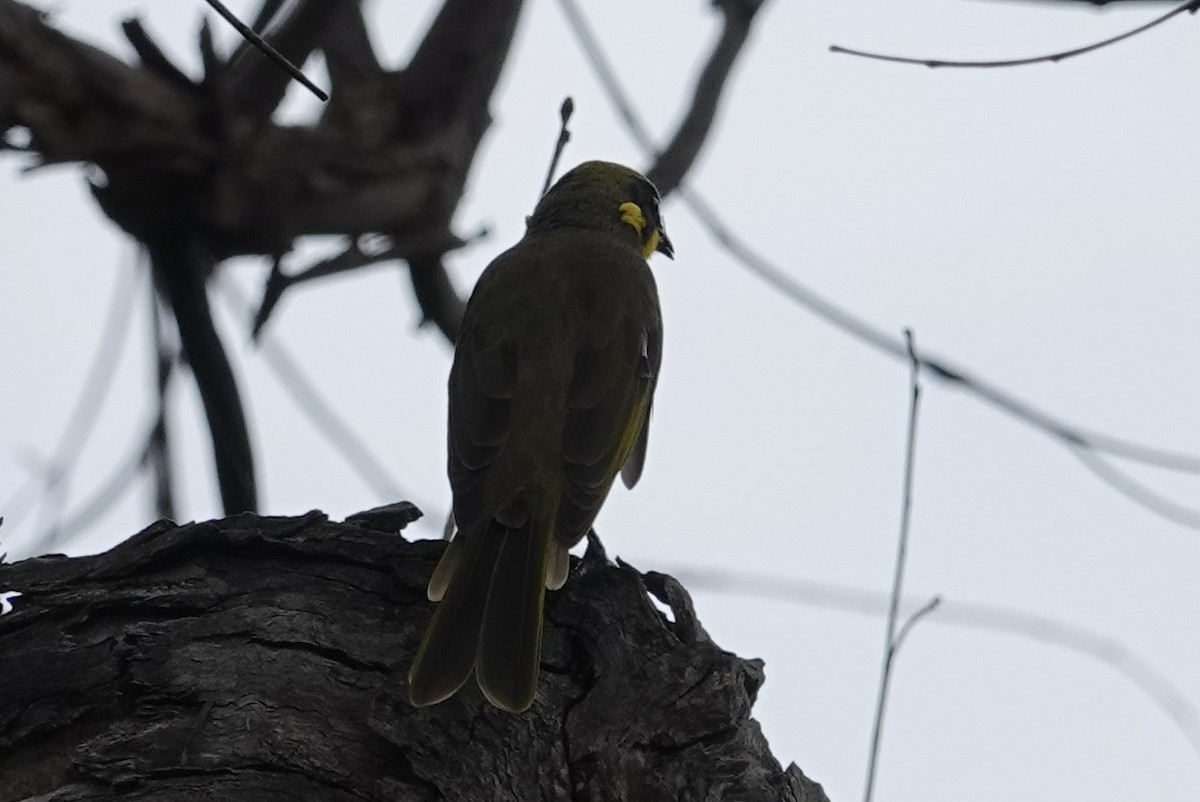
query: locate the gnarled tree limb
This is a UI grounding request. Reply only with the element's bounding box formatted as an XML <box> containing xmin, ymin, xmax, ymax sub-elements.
<box><xmin>0</xmin><ymin>511</ymin><xmax>828</xmax><ymax>801</ymax></box>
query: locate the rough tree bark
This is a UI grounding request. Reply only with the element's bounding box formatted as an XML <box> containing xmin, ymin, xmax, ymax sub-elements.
<box><xmin>0</xmin><ymin>511</ymin><xmax>828</xmax><ymax>801</ymax></box>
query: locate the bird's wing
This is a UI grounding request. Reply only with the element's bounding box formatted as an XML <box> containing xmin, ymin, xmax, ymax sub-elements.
<box><xmin>620</xmin><ymin>323</ymin><xmax>662</xmax><ymax>489</ymax></box>
<box><xmin>447</xmin><ymin>306</ymin><xmax>515</xmax><ymax>533</ymax></box>
<box><xmin>556</xmin><ymin>310</ymin><xmax>662</xmax><ymax>543</ymax></box>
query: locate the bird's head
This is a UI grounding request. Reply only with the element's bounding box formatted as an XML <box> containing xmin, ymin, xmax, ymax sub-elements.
<box><xmin>528</xmin><ymin>161</ymin><xmax>674</xmax><ymax>260</ymax></box>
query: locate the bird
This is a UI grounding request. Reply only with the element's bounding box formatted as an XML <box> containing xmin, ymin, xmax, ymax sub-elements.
<box><xmin>408</xmin><ymin>160</ymin><xmax>673</xmax><ymax>713</ymax></box>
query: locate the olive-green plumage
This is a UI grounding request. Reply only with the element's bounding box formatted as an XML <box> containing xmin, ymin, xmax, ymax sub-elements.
<box><xmin>408</xmin><ymin>161</ymin><xmax>672</xmax><ymax>712</ymax></box>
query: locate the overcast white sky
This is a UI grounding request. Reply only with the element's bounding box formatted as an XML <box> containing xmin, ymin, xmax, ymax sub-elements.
<box><xmin>3</xmin><ymin>1</ymin><xmax>1200</xmax><ymax>799</ymax></box>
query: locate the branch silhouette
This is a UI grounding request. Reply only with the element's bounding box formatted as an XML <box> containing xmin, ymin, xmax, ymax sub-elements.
<box><xmin>0</xmin><ymin>263</ymin><xmax>140</xmax><ymax>545</ymax></box>
<box><xmin>863</xmin><ymin>330</ymin><xmax>931</xmax><ymax>802</ymax></box>
<box><xmin>831</xmin><ymin>0</ymin><xmax>1200</xmax><ymax>69</ymax></box>
<box><xmin>201</xmin><ymin>0</ymin><xmax>328</xmax><ymax>99</ymax></box>
<box><xmin>220</xmin><ymin>278</ymin><xmax>431</xmax><ymax>514</ymax></box>
<box><xmin>1</xmin><ymin>0</ymin><xmax>526</xmax><ymax>520</ymax></box>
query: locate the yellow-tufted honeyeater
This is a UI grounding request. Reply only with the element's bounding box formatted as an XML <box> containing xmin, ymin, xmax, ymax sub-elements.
<box><xmin>408</xmin><ymin>161</ymin><xmax>673</xmax><ymax>712</ymax></box>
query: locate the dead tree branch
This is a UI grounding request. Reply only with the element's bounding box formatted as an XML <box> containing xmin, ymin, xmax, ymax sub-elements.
<box><xmin>0</xmin><ymin>0</ymin><xmax>523</xmax><ymax>513</ymax></box>
<box><xmin>647</xmin><ymin>0</ymin><xmax>767</xmax><ymax>197</ymax></box>
<box><xmin>0</xmin><ymin>511</ymin><xmax>827</xmax><ymax>801</ymax></box>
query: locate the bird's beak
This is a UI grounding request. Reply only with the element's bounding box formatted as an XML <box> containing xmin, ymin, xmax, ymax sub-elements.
<box><xmin>655</xmin><ymin>229</ymin><xmax>674</xmax><ymax>259</ymax></box>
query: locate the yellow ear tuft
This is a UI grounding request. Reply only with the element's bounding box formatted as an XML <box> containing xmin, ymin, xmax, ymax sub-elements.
<box><xmin>642</xmin><ymin>230</ymin><xmax>661</xmax><ymax>260</ymax></box>
<box><xmin>618</xmin><ymin>202</ymin><xmax>646</xmax><ymax>236</ymax></box>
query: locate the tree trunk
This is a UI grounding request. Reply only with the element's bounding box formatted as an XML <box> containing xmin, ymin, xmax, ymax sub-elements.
<box><xmin>0</xmin><ymin>509</ymin><xmax>827</xmax><ymax>801</ymax></box>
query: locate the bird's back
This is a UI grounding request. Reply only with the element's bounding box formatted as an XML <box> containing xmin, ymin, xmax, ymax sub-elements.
<box><xmin>449</xmin><ymin>227</ymin><xmax>661</xmax><ymax>547</ymax></box>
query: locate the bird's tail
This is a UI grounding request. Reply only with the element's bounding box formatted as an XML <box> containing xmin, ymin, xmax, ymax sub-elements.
<box><xmin>408</xmin><ymin>515</ymin><xmax>556</xmax><ymax>712</ymax></box>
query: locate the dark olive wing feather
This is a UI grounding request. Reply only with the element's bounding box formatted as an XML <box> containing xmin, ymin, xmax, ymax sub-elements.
<box><xmin>447</xmin><ymin>301</ymin><xmax>517</xmax><ymax>531</ymax></box>
<box><xmin>556</xmin><ymin>313</ymin><xmax>661</xmax><ymax>544</ymax></box>
<box><xmin>620</xmin><ymin>324</ymin><xmax>662</xmax><ymax>489</ymax></box>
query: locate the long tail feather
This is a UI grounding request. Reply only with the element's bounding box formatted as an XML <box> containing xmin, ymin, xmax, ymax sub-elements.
<box><xmin>475</xmin><ymin>520</ymin><xmax>553</xmax><ymax>712</ymax></box>
<box><xmin>408</xmin><ymin>531</ymin><xmax>502</xmax><ymax>706</ymax></box>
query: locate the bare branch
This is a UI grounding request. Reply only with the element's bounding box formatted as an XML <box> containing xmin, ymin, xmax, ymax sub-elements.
<box><xmin>0</xmin><ymin>0</ymin><xmax>539</xmax><ymax>532</ymax></box>
<box><xmin>407</xmin><ymin>252</ymin><xmax>467</xmax><ymax>343</ymax></box>
<box><xmin>220</xmin><ymin>281</ymin><xmax>427</xmax><ymax>509</ymax></box>
<box><xmin>121</xmin><ymin>18</ymin><xmax>195</xmax><ymax>90</ymax></box>
<box><xmin>401</xmin><ymin>0</ymin><xmax>524</xmax><ymax>125</ymax></box>
<box><xmin>201</xmin><ymin>0</ymin><xmax>328</xmax><ymax>105</ymax></box>
<box><xmin>557</xmin><ymin>0</ymin><xmax>766</xmax><ymax>199</ymax></box>
<box><xmin>863</xmin><ymin>329</ymin><xmax>926</xmax><ymax>802</ymax></box>
<box><xmin>250</xmin><ymin>227</ymin><xmax>479</xmax><ymax>338</ymax></box>
<box><xmin>648</xmin><ymin>0</ymin><xmax>766</xmax><ymax>197</ymax></box>
<box><xmin>320</xmin><ymin>0</ymin><xmax>381</xmax><ymax>80</ymax></box>
<box><xmin>538</xmin><ymin>97</ymin><xmax>575</xmax><ymax>200</ymax></box>
<box><xmin>891</xmin><ymin>595</ymin><xmax>942</xmax><ymax>660</ymax></box>
<box><xmin>31</xmin><ymin>423</ymin><xmax>155</xmax><ymax>556</ymax></box>
<box><xmin>148</xmin><ymin>231</ymin><xmax>257</xmax><ymax>515</ymax></box>
<box><xmin>830</xmin><ymin>0</ymin><xmax>1200</xmax><ymax>69</ymax></box>
<box><xmin>148</xmin><ymin>285</ymin><xmax>177</xmax><ymax>521</ymax></box>
<box><xmin>1071</xmin><ymin>445</ymin><xmax>1200</xmax><ymax>529</ymax></box>
<box><xmin>0</xmin><ymin>264</ymin><xmax>140</xmax><ymax>554</ymax></box>
<box><xmin>223</xmin><ymin>1</ymin><xmax>338</xmax><ymax>116</ymax></box>
<box><xmin>0</xmin><ymin>1</ymin><xmax>205</xmax><ymax>166</ymax></box>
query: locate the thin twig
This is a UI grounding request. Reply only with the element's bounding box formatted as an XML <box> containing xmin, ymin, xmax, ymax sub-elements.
<box><xmin>556</xmin><ymin>0</ymin><xmax>653</xmax><ymax>147</ymax></box>
<box><xmin>17</xmin><ymin>420</ymin><xmax>157</xmax><ymax>558</ymax></box>
<box><xmin>200</xmin><ymin>0</ymin><xmax>329</xmax><ymax>101</ymax></box>
<box><xmin>679</xmin><ymin>186</ymin><xmax>1200</xmax><ymax>527</ymax></box>
<box><xmin>539</xmin><ymin>97</ymin><xmax>575</xmax><ymax>200</ymax></box>
<box><xmin>863</xmin><ymin>329</ymin><xmax>925</xmax><ymax>802</ymax></box>
<box><xmin>1</xmin><ymin>263</ymin><xmax>140</xmax><ymax>543</ymax></box>
<box><xmin>250</xmin><ymin>229</ymin><xmax>479</xmax><ymax>340</ymax></box>
<box><xmin>148</xmin><ymin>285</ymin><xmax>177</xmax><ymax>521</ymax></box>
<box><xmin>1070</xmin><ymin>445</ymin><xmax>1200</xmax><ymax>529</ymax></box>
<box><xmin>121</xmin><ymin>19</ymin><xmax>194</xmax><ymax>89</ymax></box>
<box><xmin>646</xmin><ymin>0</ymin><xmax>765</xmax><ymax>196</ymax></box>
<box><xmin>893</xmin><ymin>594</ymin><xmax>942</xmax><ymax>656</ymax></box>
<box><xmin>830</xmin><ymin>0</ymin><xmax>1200</xmax><ymax>69</ymax></box>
